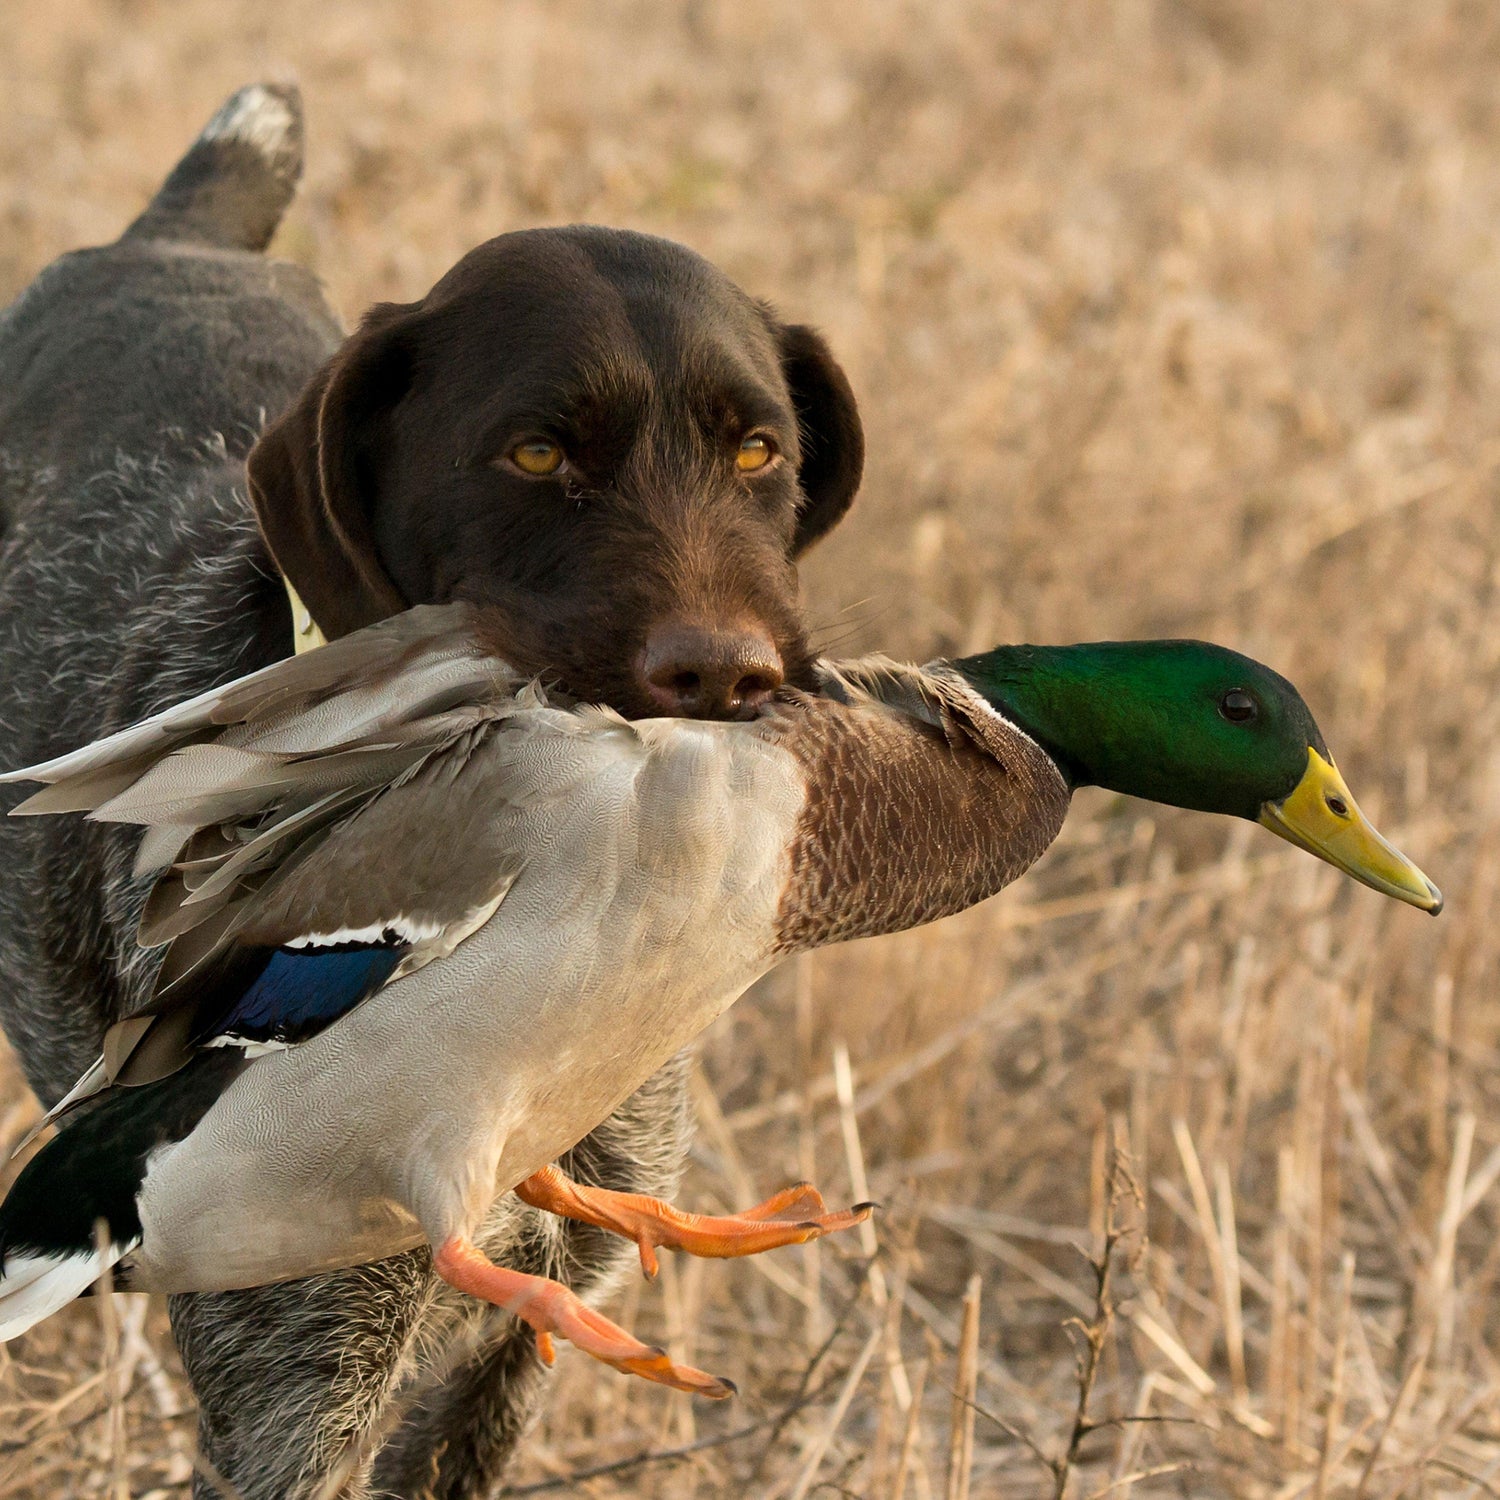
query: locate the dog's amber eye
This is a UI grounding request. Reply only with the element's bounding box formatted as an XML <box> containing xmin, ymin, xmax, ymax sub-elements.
<box><xmin>736</xmin><ymin>435</ymin><xmax>775</xmax><ymax>472</ymax></box>
<box><xmin>510</xmin><ymin>441</ymin><xmax>564</xmax><ymax>476</ymax></box>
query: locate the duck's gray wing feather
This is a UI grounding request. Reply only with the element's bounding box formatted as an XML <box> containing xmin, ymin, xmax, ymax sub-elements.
<box><xmin>2</xmin><ymin>602</ymin><xmax>517</xmax><ymax>811</ymax></box>
<box><xmin>103</xmin><ymin>706</ymin><xmax>512</xmax><ymax>949</ymax></box>
<box><xmin>102</xmin><ymin>704</ymin><xmax>637</xmax><ymax>1091</ymax></box>
<box><xmin>46</xmin><ymin>696</ymin><xmax>630</xmax><ymax>1110</ymax></box>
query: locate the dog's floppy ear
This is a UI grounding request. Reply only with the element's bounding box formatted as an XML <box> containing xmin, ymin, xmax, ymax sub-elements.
<box><xmin>247</xmin><ymin>303</ymin><xmax>415</xmax><ymax>640</ymax></box>
<box><xmin>777</xmin><ymin>323</ymin><xmax>864</xmax><ymax>555</ymax></box>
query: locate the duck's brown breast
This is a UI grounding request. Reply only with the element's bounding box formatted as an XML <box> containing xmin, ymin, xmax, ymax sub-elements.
<box><xmin>769</xmin><ymin>691</ymin><xmax>1070</xmax><ymax>953</ymax></box>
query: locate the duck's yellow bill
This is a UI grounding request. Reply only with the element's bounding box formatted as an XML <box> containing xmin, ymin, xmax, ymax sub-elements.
<box><xmin>1258</xmin><ymin>748</ymin><xmax>1442</xmax><ymax>913</ymax></box>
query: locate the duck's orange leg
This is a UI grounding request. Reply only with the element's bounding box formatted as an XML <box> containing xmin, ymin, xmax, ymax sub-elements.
<box><xmin>515</xmin><ymin>1165</ymin><xmax>874</xmax><ymax>1279</ymax></box>
<box><xmin>433</xmin><ymin>1236</ymin><xmax>734</xmax><ymax>1398</ymax></box>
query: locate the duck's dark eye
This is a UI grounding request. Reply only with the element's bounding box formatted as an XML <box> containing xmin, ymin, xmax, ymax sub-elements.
<box><xmin>1219</xmin><ymin>689</ymin><xmax>1257</xmax><ymax>723</ymax></box>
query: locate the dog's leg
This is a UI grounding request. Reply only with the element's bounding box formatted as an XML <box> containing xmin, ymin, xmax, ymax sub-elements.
<box><xmin>171</xmin><ymin>1252</ymin><xmax>433</xmax><ymax>1500</ymax></box>
<box><xmin>370</xmin><ymin>1053</ymin><xmax>694</xmax><ymax>1500</ymax></box>
<box><xmin>367</xmin><ymin>1314</ymin><xmax>553</xmax><ymax>1500</ymax></box>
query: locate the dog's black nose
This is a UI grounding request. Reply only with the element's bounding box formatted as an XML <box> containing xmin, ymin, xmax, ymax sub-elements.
<box><xmin>639</xmin><ymin>623</ymin><xmax>784</xmax><ymax>719</ymax></box>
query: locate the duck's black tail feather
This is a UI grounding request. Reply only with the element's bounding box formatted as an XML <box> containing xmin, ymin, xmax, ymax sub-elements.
<box><xmin>121</xmin><ymin>82</ymin><xmax>303</xmax><ymax>252</ymax></box>
<box><xmin>0</xmin><ymin>1053</ymin><xmax>244</xmax><ymax>1340</ymax></box>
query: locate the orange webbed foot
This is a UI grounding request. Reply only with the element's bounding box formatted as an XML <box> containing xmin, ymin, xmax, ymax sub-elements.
<box><xmin>515</xmin><ymin>1166</ymin><xmax>875</xmax><ymax>1278</ymax></box>
<box><xmin>433</xmin><ymin>1236</ymin><xmax>733</xmax><ymax>1398</ymax></box>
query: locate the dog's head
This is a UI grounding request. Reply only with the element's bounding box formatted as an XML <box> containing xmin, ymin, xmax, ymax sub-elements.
<box><xmin>247</xmin><ymin>226</ymin><xmax>862</xmax><ymax>719</ymax></box>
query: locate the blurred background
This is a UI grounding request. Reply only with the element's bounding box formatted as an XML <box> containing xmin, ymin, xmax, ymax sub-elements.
<box><xmin>2</xmin><ymin>1</ymin><xmax>1498</xmax><ymax>1495</ymax></box>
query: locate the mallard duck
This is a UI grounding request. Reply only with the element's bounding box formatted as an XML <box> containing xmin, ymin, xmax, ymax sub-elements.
<box><xmin>0</xmin><ymin>604</ymin><xmax>1438</xmax><ymax>1395</ymax></box>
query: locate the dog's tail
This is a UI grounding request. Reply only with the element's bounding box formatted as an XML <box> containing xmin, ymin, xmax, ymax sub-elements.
<box><xmin>121</xmin><ymin>82</ymin><xmax>303</xmax><ymax>253</ymax></box>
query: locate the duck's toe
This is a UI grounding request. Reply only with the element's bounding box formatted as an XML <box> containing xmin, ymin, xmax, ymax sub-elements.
<box><xmin>432</xmin><ymin>1235</ymin><xmax>734</xmax><ymax>1398</ymax></box>
<box><xmin>515</xmin><ymin>1165</ymin><xmax>874</xmax><ymax>1277</ymax></box>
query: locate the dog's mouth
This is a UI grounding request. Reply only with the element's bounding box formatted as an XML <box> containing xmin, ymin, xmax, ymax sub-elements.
<box><xmin>459</xmin><ymin>594</ymin><xmax>816</xmax><ymax>722</ymax></box>
<box><xmin>549</xmin><ymin>649</ymin><xmax>816</xmax><ymax>724</ymax></box>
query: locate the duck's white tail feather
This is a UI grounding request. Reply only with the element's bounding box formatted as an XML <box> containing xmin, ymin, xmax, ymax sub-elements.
<box><xmin>0</xmin><ymin>1239</ymin><xmax>139</xmax><ymax>1341</ymax></box>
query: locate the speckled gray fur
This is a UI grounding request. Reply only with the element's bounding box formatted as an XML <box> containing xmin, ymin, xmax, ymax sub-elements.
<box><xmin>0</xmin><ymin>84</ymin><xmax>693</xmax><ymax>1500</ymax></box>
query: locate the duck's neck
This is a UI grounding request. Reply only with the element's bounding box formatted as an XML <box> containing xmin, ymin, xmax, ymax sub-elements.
<box><xmin>949</xmin><ymin>642</ymin><xmax>1216</xmax><ymax>808</ymax></box>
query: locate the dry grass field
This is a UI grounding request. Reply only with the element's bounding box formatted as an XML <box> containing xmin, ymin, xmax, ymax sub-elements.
<box><xmin>3</xmin><ymin>1</ymin><xmax>1499</xmax><ymax>1495</ymax></box>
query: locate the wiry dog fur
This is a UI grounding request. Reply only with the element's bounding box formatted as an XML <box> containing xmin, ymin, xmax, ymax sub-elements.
<box><xmin>0</xmin><ymin>83</ymin><xmax>861</xmax><ymax>1498</ymax></box>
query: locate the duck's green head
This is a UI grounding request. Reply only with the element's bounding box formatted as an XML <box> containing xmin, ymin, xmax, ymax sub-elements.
<box><xmin>950</xmin><ymin>639</ymin><xmax>1441</xmax><ymax>913</ymax></box>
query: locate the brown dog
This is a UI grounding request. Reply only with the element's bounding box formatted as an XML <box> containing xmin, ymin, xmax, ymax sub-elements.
<box><xmin>0</xmin><ymin>85</ymin><xmax>861</xmax><ymax>1498</ymax></box>
<box><xmin>251</xmin><ymin>226</ymin><xmax>861</xmax><ymax>718</ymax></box>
